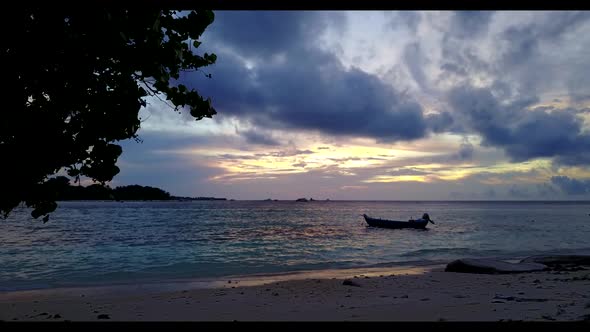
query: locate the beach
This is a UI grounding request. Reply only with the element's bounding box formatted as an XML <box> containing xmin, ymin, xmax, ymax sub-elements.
<box><xmin>3</xmin><ymin>201</ymin><xmax>590</xmax><ymax>321</ymax></box>
<box><xmin>2</xmin><ymin>263</ymin><xmax>590</xmax><ymax>321</ymax></box>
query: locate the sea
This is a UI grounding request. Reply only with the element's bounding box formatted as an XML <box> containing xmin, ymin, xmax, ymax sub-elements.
<box><xmin>1</xmin><ymin>200</ymin><xmax>590</xmax><ymax>291</ymax></box>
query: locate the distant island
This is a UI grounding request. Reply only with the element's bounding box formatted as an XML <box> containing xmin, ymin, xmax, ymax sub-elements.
<box><xmin>174</xmin><ymin>197</ymin><xmax>227</xmax><ymax>201</ymax></box>
<box><xmin>296</xmin><ymin>198</ymin><xmax>330</xmax><ymax>202</ymax></box>
<box><xmin>46</xmin><ymin>176</ymin><xmax>227</xmax><ymax>201</ymax></box>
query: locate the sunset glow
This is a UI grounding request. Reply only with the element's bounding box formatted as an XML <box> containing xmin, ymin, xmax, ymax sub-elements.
<box><xmin>111</xmin><ymin>11</ymin><xmax>590</xmax><ymax>200</ymax></box>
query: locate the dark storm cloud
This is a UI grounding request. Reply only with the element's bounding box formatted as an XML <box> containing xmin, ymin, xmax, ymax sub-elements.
<box><xmin>447</xmin><ymin>85</ymin><xmax>590</xmax><ymax>165</ymax></box>
<box><xmin>190</xmin><ymin>48</ymin><xmax>429</xmax><ymax>142</ymax></box>
<box><xmin>184</xmin><ymin>54</ymin><xmax>265</xmax><ymax>117</ymax></box>
<box><xmin>204</xmin><ymin>11</ymin><xmax>346</xmax><ymax>58</ymax></box>
<box><xmin>425</xmin><ymin>111</ymin><xmax>456</xmax><ymax>133</ymax></box>
<box><xmin>185</xmin><ymin>11</ymin><xmax>432</xmax><ymax>143</ymax></box>
<box><xmin>550</xmin><ymin>176</ymin><xmax>590</xmax><ymax>195</ymax></box>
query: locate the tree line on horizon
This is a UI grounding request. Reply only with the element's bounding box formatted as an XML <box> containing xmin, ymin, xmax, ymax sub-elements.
<box><xmin>45</xmin><ymin>176</ymin><xmax>172</xmax><ymax>201</ymax></box>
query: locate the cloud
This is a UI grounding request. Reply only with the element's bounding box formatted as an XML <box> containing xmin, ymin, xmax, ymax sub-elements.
<box><xmin>115</xmin><ymin>131</ymin><xmax>226</xmax><ymax>196</ymax></box>
<box><xmin>536</xmin><ymin>183</ymin><xmax>559</xmax><ymax>198</ymax></box>
<box><xmin>386</xmin><ymin>11</ymin><xmax>422</xmax><ymax>33</ymax></box>
<box><xmin>500</xmin><ymin>25</ymin><xmax>539</xmax><ymax>68</ymax></box>
<box><xmin>432</xmin><ymin>12</ymin><xmax>496</xmax><ymax>92</ymax></box>
<box><xmin>403</xmin><ymin>42</ymin><xmax>433</xmax><ymax>94</ymax></box>
<box><xmin>497</xmin><ymin>12</ymin><xmax>590</xmax><ymax>97</ymax></box>
<box><xmin>499</xmin><ymin>12</ymin><xmax>590</xmax><ymax>67</ymax></box>
<box><xmin>450</xmin><ymin>11</ymin><xmax>495</xmax><ymax>39</ymax></box>
<box><xmin>113</xmin><ymin>11</ymin><xmax>590</xmax><ymax>200</ymax></box>
<box><xmin>237</xmin><ymin>128</ymin><xmax>281</xmax><ymax>146</ymax></box>
<box><xmin>425</xmin><ymin>111</ymin><xmax>457</xmax><ymax>134</ymax></box>
<box><xmin>292</xmin><ymin>161</ymin><xmax>307</xmax><ymax>168</ymax></box>
<box><xmin>454</xmin><ymin>140</ymin><xmax>474</xmax><ymax>161</ymax></box>
<box><xmin>434</xmin><ymin>12</ymin><xmax>590</xmax><ymax>105</ymax></box>
<box><xmin>440</xmin><ymin>62</ymin><xmax>467</xmax><ymax>76</ymax></box>
<box><xmin>550</xmin><ymin>176</ymin><xmax>590</xmax><ymax>195</ymax></box>
<box><xmin>217</xmin><ymin>154</ymin><xmax>261</xmax><ymax>161</ymax></box>
<box><xmin>186</xmin><ymin>11</ymin><xmax>433</xmax><ymax>143</ymax></box>
<box><xmin>204</xmin><ymin>11</ymin><xmax>346</xmax><ymax>59</ymax></box>
<box><xmin>258</xmin><ymin>149</ymin><xmax>314</xmax><ymax>158</ymax></box>
<box><xmin>385</xmin><ymin>168</ymin><xmax>431</xmax><ymax>176</ymax></box>
<box><xmin>447</xmin><ymin>84</ymin><xmax>590</xmax><ymax>165</ymax></box>
<box><xmin>340</xmin><ymin>185</ymin><xmax>368</xmax><ymax>190</ymax></box>
<box><xmin>508</xmin><ymin>186</ymin><xmax>530</xmax><ymax>198</ymax></box>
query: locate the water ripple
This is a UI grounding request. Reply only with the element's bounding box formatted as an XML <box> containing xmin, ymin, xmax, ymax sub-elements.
<box><xmin>1</xmin><ymin>200</ymin><xmax>590</xmax><ymax>289</ymax></box>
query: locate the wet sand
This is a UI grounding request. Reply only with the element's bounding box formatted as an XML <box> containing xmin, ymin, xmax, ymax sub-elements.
<box><xmin>1</xmin><ymin>264</ymin><xmax>590</xmax><ymax>321</ymax></box>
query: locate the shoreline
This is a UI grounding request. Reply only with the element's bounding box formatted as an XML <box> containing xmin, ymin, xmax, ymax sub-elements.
<box><xmin>0</xmin><ymin>261</ymin><xmax>444</xmax><ymax>299</ymax></box>
<box><xmin>0</xmin><ymin>257</ymin><xmax>528</xmax><ymax>293</ymax></box>
<box><xmin>4</xmin><ymin>247</ymin><xmax>590</xmax><ymax>293</ymax></box>
<box><xmin>1</xmin><ymin>258</ymin><xmax>590</xmax><ymax>321</ymax></box>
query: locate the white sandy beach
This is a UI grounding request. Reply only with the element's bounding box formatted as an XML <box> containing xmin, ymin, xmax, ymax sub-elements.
<box><xmin>1</xmin><ymin>263</ymin><xmax>590</xmax><ymax>321</ymax></box>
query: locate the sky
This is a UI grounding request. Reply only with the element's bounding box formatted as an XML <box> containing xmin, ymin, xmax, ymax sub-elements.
<box><xmin>114</xmin><ymin>11</ymin><xmax>590</xmax><ymax>200</ymax></box>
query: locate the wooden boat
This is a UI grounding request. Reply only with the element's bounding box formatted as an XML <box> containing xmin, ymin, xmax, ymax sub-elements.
<box><xmin>363</xmin><ymin>213</ymin><xmax>434</xmax><ymax>230</ymax></box>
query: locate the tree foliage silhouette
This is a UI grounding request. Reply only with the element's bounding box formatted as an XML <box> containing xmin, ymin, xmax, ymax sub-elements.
<box><xmin>2</xmin><ymin>9</ymin><xmax>217</xmax><ymax>221</ymax></box>
<box><xmin>41</xmin><ymin>176</ymin><xmax>172</xmax><ymax>201</ymax></box>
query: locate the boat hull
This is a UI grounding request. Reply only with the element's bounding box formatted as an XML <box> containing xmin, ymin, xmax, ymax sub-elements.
<box><xmin>363</xmin><ymin>215</ymin><xmax>428</xmax><ymax>229</ymax></box>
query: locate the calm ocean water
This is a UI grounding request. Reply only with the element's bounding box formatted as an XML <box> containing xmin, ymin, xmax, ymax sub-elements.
<box><xmin>2</xmin><ymin>200</ymin><xmax>590</xmax><ymax>291</ymax></box>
